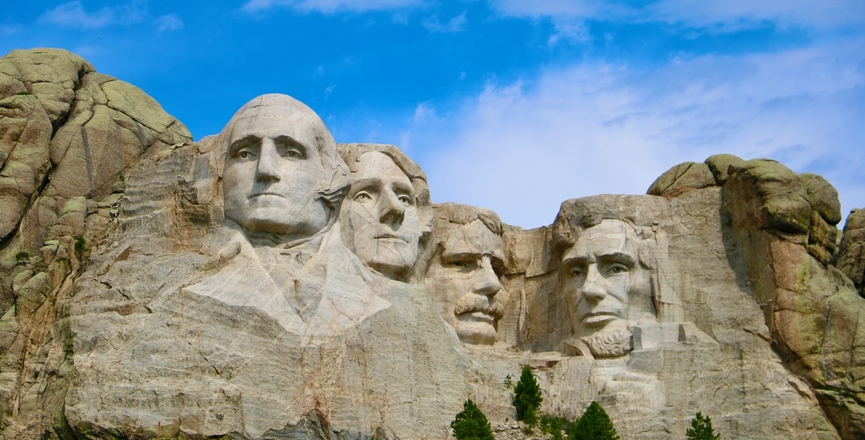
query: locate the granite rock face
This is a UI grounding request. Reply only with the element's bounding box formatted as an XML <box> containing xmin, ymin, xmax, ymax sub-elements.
<box><xmin>1</xmin><ymin>48</ymin><xmax>863</xmax><ymax>440</ymax></box>
<box><xmin>837</xmin><ymin>208</ymin><xmax>865</xmax><ymax>297</ymax></box>
<box><xmin>0</xmin><ymin>48</ymin><xmax>191</xmax><ymax>439</ymax></box>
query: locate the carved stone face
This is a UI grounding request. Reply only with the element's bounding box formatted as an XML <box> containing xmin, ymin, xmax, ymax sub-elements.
<box><xmin>342</xmin><ymin>151</ymin><xmax>421</xmax><ymax>279</ymax></box>
<box><xmin>562</xmin><ymin>219</ymin><xmax>653</xmax><ymax>340</ymax></box>
<box><xmin>426</xmin><ymin>220</ymin><xmax>506</xmax><ymax>345</ymax></box>
<box><xmin>222</xmin><ymin>105</ymin><xmax>330</xmax><ymax>240</ymax></box>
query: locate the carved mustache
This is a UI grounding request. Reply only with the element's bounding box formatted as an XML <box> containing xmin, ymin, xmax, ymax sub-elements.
<box><xmin>454</xmin><ymin>295</ymin><xmax>505</xmax><ymax>319</ymax></box>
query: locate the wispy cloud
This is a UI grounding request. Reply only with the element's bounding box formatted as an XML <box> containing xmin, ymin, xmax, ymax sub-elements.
<box><xmin>155</xmin><ymin>13</ymin><xmax>183</xmax><ymax>32</ymax></box>
<box><xmin>547</xmin><ymin>18</ymin><xmax>589</xmax><ymax>46</ymax></box>
<box><xmin>422</xmin><ymin>11</ymin><xmax>467</xmax><ymax>33</ymax></box>
<box><xmin>0</xmin><ymin>24</ymin><xmax>23</xmax><ymax>36</ymax></box>
<box><xmin>488</xmin><ymin>0</ymin><xmax>865</xmax><ymax>29</ymax></box>
<box><xmin>412</xmin><ymin>38</ymin><xmax>865</xmax><ymax>227</ymax></box>
<box><xmin>241</xmin><ymin>0</ymin><xmax>424</xmax><ymax>14</ymax></box>
<box><xmin>39</xmin><ymin>0</ymin><xmax>147</xmax><ymax>30</ymax></box>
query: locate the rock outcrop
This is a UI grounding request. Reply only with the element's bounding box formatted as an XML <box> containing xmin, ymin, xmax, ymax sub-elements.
<box><xmin>837</xmin><ymin>208</ymin><xmax>865</xmax><ymax>297</ymax></box>
<box><xmin>0</xmin><ymin>48</ymin><xmax>191</xmax><ymax>438</ymax></box>
<box><xmin>1</xmin><ymin>48</ymin><xmax>864</xmax><ymax>440</ymax></box>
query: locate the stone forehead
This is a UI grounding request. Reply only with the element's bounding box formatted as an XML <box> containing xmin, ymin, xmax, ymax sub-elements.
<box><xmin>552</xmin><ymin>194</ymin><xmax>671</xmax><ymax>254</ymax></box>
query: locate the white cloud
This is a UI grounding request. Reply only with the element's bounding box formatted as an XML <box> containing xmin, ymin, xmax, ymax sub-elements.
<box><xmin>487</xmin><ymin>0</ymin><xmax>865</xmax><ymax>29</ymax></box>
<box><xmin>411</xmin><ymin>38</ymin><xmax>865</xmax><ymax>228</ymax></box>
<box><xmin>0</xmin><ymin>24</ymin><xmax>23</xmax><ymax>35</ymax></box>
<box><xmin>422</xmin><ymin>11</ymin><xmax>467</xmax><ymax>33</ymax></box>
<box><xmin>155</xmin><ymin>13</ymin><xmax>183</xmax><ymax>32</ymax></box>
<box><xmin>241</xmin><ymin>0</ymin><xmax>424</xmax><ymax>14</ymax></box>
<box><xmin>39</xmin><ymin>0</ymin><xmax>147</xmax><ymax>29</ymax></box>
<box><xmin>548</xmin><ymin>18</ymin><xmax>589</xmax><ymax>46</ymax></box>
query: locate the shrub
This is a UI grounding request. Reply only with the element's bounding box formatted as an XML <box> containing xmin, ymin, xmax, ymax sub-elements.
<box><xmin>540</xmin><ymin>413</ymin><xmax>568</xmax><ymax>440</ymax></box>
<box><xmin>567</xmin><ymin>401</ymin><xmax>620</xmax><ymax>440</ymax></box>
<box><xmin>513</xmin><ymin>365</ymin><xmax>542</xmax><ymax>424</ymax></box>
<box><xmin>686</xmin><ymin>412</ymin><xmax>720</xmax><ymax>440</ymax></box>
<box><xmin>15</xmin><ymin>251</ymin><xmax>29</xmax><ymax>262</ymax></box>
<box><xmin>75</xmin><ymin>236</ymin><xmax>88</xmax><ymax>257</ymax></box>
<box><xmin>451</xmin><ymin>399</ymin><xmax>495</xmax><ymax>440</ymax></box>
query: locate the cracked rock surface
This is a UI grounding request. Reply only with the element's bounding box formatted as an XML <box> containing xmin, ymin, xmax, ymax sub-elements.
<box><xmin>0</xmin><ymin>48</ymin><xmax>190</xmax><ymax>439</ymax></box>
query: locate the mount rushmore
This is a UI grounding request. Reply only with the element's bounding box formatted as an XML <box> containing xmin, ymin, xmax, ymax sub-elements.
<box><xmin>1</xmin><ymin>48</ymin><xmax>865</xmax><ymax>439</ymax></box>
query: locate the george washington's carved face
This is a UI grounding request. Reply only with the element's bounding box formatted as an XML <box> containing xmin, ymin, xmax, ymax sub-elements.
<box><xmin>222</xmin><ymin>105</ymin><xmax>330</xmax><ymax>240</ymax></box>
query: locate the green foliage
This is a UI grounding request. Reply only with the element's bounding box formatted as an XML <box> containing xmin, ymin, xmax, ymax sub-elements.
<box><xmin>567</xmin><ymin>401</ymin><xmax>620</xmax><ymax>440</ymax></box>
<box><xmin>504</xmin><ymin>374</ymin><xmax>513</xmax><ymax>389</ymax></box>
<box><xmin>15</xmin><ymin>91</ymin><xmax>32</xmax><ymax>96</ymax></box>
<box><xmin>15</xmin><ymin>251</ymin><xmax>29</xmax><ymax>262</ymax></box>
<box><xmin>513</xmin><ymin>365</ymin><xmax>543</xmax><ymax>422</ymax></box>
<box><xmin>540</xmin><ymin>413</ymin><xmax>568</xmax><ymax>440</ymax></box>
<box><xmin>686</xmin><ymin>412</ymin><xmax>720</xmax><ymax>440</ymax></box>
<box><xmin>75</xmin><ymin>236</ymin><xmax>88</xmax><ymax>257</ymax></box>
<box><xmin>523</xmin><ymin>406</ymin><xmax>537</xmax><ymax>432</ymax></box>
<box><xmin>451</xmin><ymin>399</ymin><xmax>495</xmax><ymax>440</ymax></box>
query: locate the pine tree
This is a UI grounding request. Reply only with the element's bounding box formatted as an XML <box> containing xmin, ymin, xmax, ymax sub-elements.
<box><xmin>451</xmin><ymin>399</ymin><xmax>495</xmax><ymax>440</ymax></box>
<box><xmin>567</xmin><ymin>401</ymin><xmax>620</xmax><ymax>440</ymax></box>
<box><xmin>512</xmin><ymin>365</ymin><xmax>543</xmax><ymax>422</ymax></box>
<box><xmin>686</xmin><ymin>412</ymin><xmax>720</xmax><ymax>440</ymax></box>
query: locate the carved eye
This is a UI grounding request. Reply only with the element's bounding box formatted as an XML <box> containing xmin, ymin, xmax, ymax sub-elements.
<box><xmin>236</xmin><ymin>148</ymin><xmax>255</xmax><ymax>160</ymax></box>
<box><xmin>570</xmin><ymin>267</ymin><xmax>585</xmax><ymax>278</ymax></box>
<box><xmin>355</xmin><ymin>191</ymin><xmax>372</xmax><ymax>201</ymax></box>
<box><xmin>285</xmin><ymin>149</ymin><xmax>302</xmax><ymax>159</ymax></box>
<box><xmin>397</xmin><ymin>195</ymin><xmax>412</xmax><ymax>206</ymax></box>
<box><xmin>608</xmin><ymin>264</ymin><xmax>628</xmax><ymax>275</ymax></box>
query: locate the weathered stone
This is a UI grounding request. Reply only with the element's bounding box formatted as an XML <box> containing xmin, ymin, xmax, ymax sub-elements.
<box><xmin>725</xmin><ymin>158</ymin><xmax>812</xmax><ymax>234</ymax></box>
<box><xmin>802</xmin><ymin>173</ymin><xmax>843</xmax><ymax>226</ymax></box>
<box><xmin>704</xmin><ymin>153</ymin><xmax>746</xmax><ymax>185</ymax></box>
<box><xmin>837</xmin><ymin>208</ymin><xmax>865</xmax><ymax>295</ymax></box>
<box><xmin>647</xmin><ymin>161</ymin><xmax>715</xmax><ymax>197</ymax></box>
<box><xmin>3</xmin><ymin>48</ymin><xmax>865</xmax><ymax>440</ymax></box>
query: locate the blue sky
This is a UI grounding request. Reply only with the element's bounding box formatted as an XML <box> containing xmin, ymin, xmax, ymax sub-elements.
<box><xmin>3</xmin><ymin>0</ymin><xmax>864</xmax><ymax>228</ymax></box>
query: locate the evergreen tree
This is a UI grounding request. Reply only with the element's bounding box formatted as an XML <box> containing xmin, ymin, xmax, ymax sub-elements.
<box><xmin>513</xmin><ymin>365</ymin><xmax>543</xmax><ymax>422</ymax></box>
<box><xmin>686</xmin><ymin>412</ymin><xmax>720</xmax><ymax>440</ymax></box>
<box><xmin>567</xmin><ymin>401</ymin><xmax>620</xmax><ymax>440</ymax></box>
<box><xmin>451</xmin><ymin>399</ymin><xmax>495</xmax><ymax>440</ymax></box>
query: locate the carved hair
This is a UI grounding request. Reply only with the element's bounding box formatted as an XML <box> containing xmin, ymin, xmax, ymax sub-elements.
<box><xmin>215</xmin><ymin>94</ymin><xmax>351</xmax><ymax>210</ymax></box>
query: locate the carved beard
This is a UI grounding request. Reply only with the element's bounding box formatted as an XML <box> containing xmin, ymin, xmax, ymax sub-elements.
<box><xmin>582</xmin><ymin>327</ymin><xmax>633</xmax><ymax>358</ymax></box>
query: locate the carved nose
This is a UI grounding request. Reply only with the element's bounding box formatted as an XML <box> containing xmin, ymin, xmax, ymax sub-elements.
<box><xmin>255</xmin><ymin>141</ymin><xmax>281</xmax><ymax>182</ymax></box>
<box><xmin>581</xmin><ymin>265</ymin><xmax>606</xmax><ymax>301</ymax></box>
<box><xmin>472</xmin><ymin>256</ymin><xmax>501</xmax><ymax>297</ymax></box>
<box><xmin>379</xmin><ymin>190</ymin><xmax>405</xmax><ymax>226</ymax></box>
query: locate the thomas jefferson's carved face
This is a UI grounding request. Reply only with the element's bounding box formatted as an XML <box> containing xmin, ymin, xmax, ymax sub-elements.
<box><xmin>426</xmin><ymin>220</ymin><xmax>506</xmax><ymax>345</ymax></box>
<box><xmin>562</xmin><ymin>220</ymin><xmax>654</xmax><ymax>339</ymax></box>
<box><xmin>342</xmin><ymin>151</ymin><xmax>421</xmax><ymax>279</ymax></box>
<box><xmin>222</xmin><ymin>105</ymin><xmax>329</xmax><ymax>240</ymax></box>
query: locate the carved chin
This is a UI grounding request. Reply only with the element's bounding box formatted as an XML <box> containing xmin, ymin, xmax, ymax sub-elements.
<box><xmin>455</xmin><ymin>316</ymin><xmax>497</xmax><ymax>345</ymax></box>
<box><xmin>582</xmin><ymin>327</ymin><xmax>633</xmax><ymax>358</ymax></box>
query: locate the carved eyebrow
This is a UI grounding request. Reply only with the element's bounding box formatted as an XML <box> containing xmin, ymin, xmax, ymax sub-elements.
<box><xmin>598</xmin><ymin>252</ymin><xmax>636</xmax><ymax>266</ymax></box>
<box><xmin>391</xmin><ymin>180</ymin><xmax>415</xmax><ymax>196</ymax></box>
<box><xmin>272</xmin><ymin>135</ymin><xmax>308</xmax><ymax>155</ymax></box>
<box><xmin>228</xmin><ymin>135</ymin><xmax>261</xmax><ymax>155</ymax></box>
<box><xmin>351</xmin><ymin>177</ymin><xmax>383</xmax><ymax>192</ymax></box>
<box><xmin>561</xmin><ymin>255</ymin><xmax>591</xmax><ymax>269</ymax></box>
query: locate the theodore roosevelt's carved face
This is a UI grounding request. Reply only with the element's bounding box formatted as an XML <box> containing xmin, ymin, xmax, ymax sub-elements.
<box><xmin>222</xmin><ymin>104</ymin><xmax>330</xmax><ymax>241</ymax></box>
<box><xmin>561</xmin><ymin>219</ymin><xmax>654</xmax><ymax>340</ymax></box>
<box><xmin>426</xmin><ymin>219</ymin><xmax>506</xmax><ymax>345</ymax></box>
<box><xmin>342</xmin><ymin>151</ymin><xmax>421</xmax><ymax>279</ymax></box>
